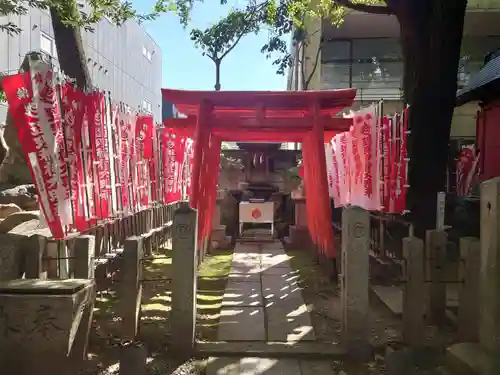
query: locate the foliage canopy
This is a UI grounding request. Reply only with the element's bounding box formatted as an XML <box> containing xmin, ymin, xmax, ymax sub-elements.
<box><xmin>186</xmin><ymin>0</ymin><xmax>386</xmax><ymax>83</ymax></box>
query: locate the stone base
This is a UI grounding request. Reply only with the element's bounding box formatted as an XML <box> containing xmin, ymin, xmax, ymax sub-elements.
<box><xmin>445</xmin><ymin>343</ymin><xmax>488</xmax><ymax>375</ymax></box>
<box><xmin>287</xmin><ymin>225</ymin><xmax>311</xmax><ymax>249</ymax></box>
<box><xmin>211</xmin><ymin>226</ymin><xmax>231</xmax><ymax>249</ymax></box>
<box><xmin>0</xmin><ymin>279</ymin><xmax>95</xmax><ymax>375</ymax></box>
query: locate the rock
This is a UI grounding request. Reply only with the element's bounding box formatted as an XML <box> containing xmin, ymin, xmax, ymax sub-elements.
<box><xmin>0</xmin><ymin>184</ymin><xmax>38</xmax><ymax>210</ymax></box>
<box><xmin>0</xmin><ymin>203</ymin><xmax>21</xmax><ymax>218</ymax></box>
<box><xmin>9</xmin><ymin>218</ymin><xmax>50</xmax><ymax>237</ymax></box>
<box><xmin>0</xmin><ymin>211</ymin><xmax>40</xmax><ymax>234</ymax></box>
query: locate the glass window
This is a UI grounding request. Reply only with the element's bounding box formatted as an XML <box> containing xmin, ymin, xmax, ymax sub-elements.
<box><xmin>351</xmin><ymin>60</ymin><xmax>403</xmax><ymax>86</ymax></box>
<box><xmin>143</xmin><ymin>100</ymin><xmax>152</xmax><ymax>112</ymax></box>
<box><xmin>351</xmin><ymin>61</ymin><xmax>403</xmax><ymax>100</ymax></box>
<box><xmin>321</xmin><ymin>63</ymin><xmax>350</xmax><ymax>89</ymax></box>
<box><xmin>143</xmin><ymin>46</ymin><xmax>152</xmax><ymax>61</ymax></box>
<box><xmin>322</xmin><ymin>40</ymin><xmax>350</xmax><ymax>61</ymax></box>
<box><xmin>457</xmin><ymin>58</ymin><xmax>483</xmax><ymax>88</ymax></box>
<box><xmin>40</xmin><ymin>32</ymin><xmax>54</xmax><ymax>56</ymax></box>
<box><xmin>352</xmin><ymin>38</ymin><xmax>402</xmax><ymax>62</ymax></box>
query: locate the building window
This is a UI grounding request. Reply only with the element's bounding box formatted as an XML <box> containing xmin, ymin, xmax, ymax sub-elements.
<box><xmin>142</xmin><ymin>99</ymin><xmax>152</xmax><ymax>113</ymax></box>
<box><xmin>351</xmin><ymin>60</ymin><xmax>403</xmax><ymax>100</ymax></box>
<box><xmin>321</xmin><ymin>38</ymin><xmax>403</xmax><ymax>100</ymax></box>
<box><xmin>322</xmin><ymin>40</ymin><xmax>351</xmax><ymax>61</ymax></box>
<box><xmin>321</xmin><ymin>63</ymin><xmax>350</xmax><ymax>90</ymax></box>
<box><xmin>40</xmin><ymin>32</ymin><xmax>55</xmax><ymax>56</ymax></box>
<box><xmin>351</xmin><ymin>38</ymin><xmax>402</xmax><ymax>62</ymax></box>
<box><xmin>143</xmin><ymin>46</ymin><xmax>152</xmax><ymax>61</ymax></box>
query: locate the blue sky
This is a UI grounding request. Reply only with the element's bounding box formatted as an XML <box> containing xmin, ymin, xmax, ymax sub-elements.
<box><xmin>132</xmin><ymin>0</ymin><xmax>288</xmax><ymax>91</ymax></box>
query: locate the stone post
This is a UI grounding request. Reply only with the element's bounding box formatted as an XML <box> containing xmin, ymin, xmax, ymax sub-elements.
<box><xmin>120</xmin><ymin>237</ymin><xmax>143</xmax><ymax>341</ymax></box>
<box><xmin>171</xmin><ymin>203</ymin><xmax>198</xmax><ymax>358</ymax></box>
<box><xmin>402</xmin><ymin>236</ymin><xmax>425</xmax><ymax>346</ymax></box>
<box><xmin>425</xmin><ymin>229</ymin><xmax>447</xmax><ymax>324</ymax></box>
<box><xmin>119</xmin><ymin>341</ymin><xmax>147</xmax><ymax>375</ymax></box>
<box><xmin>23</xmin><ymin>235</ymin><xmax>45</xmax><ymax>279</ymax></box>
<box><xmin>74</xmin><ymin>235</ymin><xmax>95</xmax><ymax>279</ymax></box>
<box><xmin>479</xmin><ymin>177</ymin><xmax>500</xmax><ymax>375</ymax></box>
<box><xmin>458</xmin><ymin>237</ymin><xmax>480</xmax><ymax>342</ymax></box>
<box><xmin>341</xmin><ymin>205</ymin><xmax>370</xmax><ymax>359</ymax></box>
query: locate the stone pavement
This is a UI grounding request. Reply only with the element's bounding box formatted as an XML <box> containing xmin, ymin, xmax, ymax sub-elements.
<box><xmin>217</xmin><ymin>241</ymin><xmax>315</xmax><ymax>343</ymax></box>
<box><xmin>208</xmin><ymin>241</ymin><xmax>335</xmax><ymax>375</ymax></box>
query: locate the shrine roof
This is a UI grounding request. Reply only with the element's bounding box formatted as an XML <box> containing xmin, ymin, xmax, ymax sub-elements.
<box><xmin>161</xmin><ymin>88</ymin><xmax>356</xmax><ymax>118</ymax></box>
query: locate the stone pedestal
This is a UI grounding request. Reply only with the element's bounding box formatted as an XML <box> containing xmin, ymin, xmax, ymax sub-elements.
<box><xmin>288</xmin><ymin>225</ymin><xmax>310</xmax><ymax>248</ymax></box>
<box><xmin>285</xmin><ymin>198</ymin><xmax>311</xmax><ymax>249</ymax></box>
<box><xmin>211</xmin><ymin>190</ymin><xmax>231</xmax><ymax>249</ymax></box>
<box><xmin>0</xmin><ymin>279</ymin><xmax>95</xmax><ymax>375</ymax></box>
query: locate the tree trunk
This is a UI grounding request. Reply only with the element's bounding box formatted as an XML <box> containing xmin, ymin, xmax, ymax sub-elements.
<box><xmin>214</xmin><ymin>60</ymin><xmax>221</xmax><ymax>91</ymax></box>
<box><xmin>50</xmin><ymin>4</ymin><xmax>92</xmax><ymax>90</ymax></box>
<box><xmin>397</xmin><ymin>0</ymin><xmax>467</xmax><ymax>238</ymax></box>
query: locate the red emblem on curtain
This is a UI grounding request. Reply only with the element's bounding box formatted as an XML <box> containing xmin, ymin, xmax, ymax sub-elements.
<box><xmin>251</xmin><ymin>208</ymin><xmax>262</xmax><ymax>219</ymax></box>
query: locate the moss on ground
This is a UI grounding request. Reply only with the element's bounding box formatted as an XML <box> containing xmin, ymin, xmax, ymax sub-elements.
<box><xmin>85</xmin><ymin>244</ymin><xmax>234</xmax><ymax>374</ymax></box>
<box><xmin>196</xmin><ymin>248</ymin><xmax>234</xmax><ymax>341</ymax></box>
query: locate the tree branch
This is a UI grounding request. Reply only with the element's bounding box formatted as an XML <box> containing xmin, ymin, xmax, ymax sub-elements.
<box><xmin>220</xmin><ymin>29</ymin><xmax>248</xmax><ymax>59</ymax></box>
<box><xmin>333</xmin><ymin>0</ymin><xmax>395</xmax><ymax>15</ymax></box>
<box><xmin>299</xmin><ymin>43</ymin><xmax>307</xmax><ymax>90</ymax></box>
<box><xmin>219</xmin><ymin>3</ymin><xmax>264</xmax><ymax>60</ymax></box>
<box><xmin>305</xmin><ymin>42</ymin><xmax>322</xmax><ymax>90</ymax></box>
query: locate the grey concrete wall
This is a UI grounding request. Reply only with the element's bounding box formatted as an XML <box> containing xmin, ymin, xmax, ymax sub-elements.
<box><xmin>0</xmin><ymin>8</ymin><xmax>162</xmax><ymax>121</ymax></box>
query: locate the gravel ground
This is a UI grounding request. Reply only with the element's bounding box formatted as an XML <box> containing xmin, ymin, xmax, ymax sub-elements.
<box><xmin>286</xmin><ymin>245</ymin><xmax>458</xmax><ymax>375</ymax></box>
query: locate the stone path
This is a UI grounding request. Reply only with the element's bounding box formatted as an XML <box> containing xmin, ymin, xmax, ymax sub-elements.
<box><xmin>217</xmin><ymin>241</ymin><xmax>315</xmax><ymax>343</ymax></box>
<box><xmin>208</xmin><ymin>241</ymin><xmax>331</xmax><ymax>375</ymax></box>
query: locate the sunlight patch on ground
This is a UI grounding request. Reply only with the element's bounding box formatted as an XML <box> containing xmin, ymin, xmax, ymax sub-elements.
<box><xmin>142</xmin><ymin>302</ymin><xmax>171</xmax><ymax>312</ymax></box>
<box><xmin>196</xmin><ymin>249</ymin><xmax>234</xmax><ymax>340</ymax></box>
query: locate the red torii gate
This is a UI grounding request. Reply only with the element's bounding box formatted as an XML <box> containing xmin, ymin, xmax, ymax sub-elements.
<box><xmin>161</xmin><ymin>89</ymin><xmax>356</xmax><ymax>258</ymax></box>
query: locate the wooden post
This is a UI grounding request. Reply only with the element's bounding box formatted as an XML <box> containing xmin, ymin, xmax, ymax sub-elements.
<box><xmin>341</xmin><ymin>205</ymin><xmax>370</xmax><ymax>359</ymax></box>
<box><xmin>425</xmin><ymin>229</ymin><xmax>447</xmax><ymax>324</ymax></box>
<box><xmin>120</xmin><ymin>236</ymin><xmax>143</xmax><ymax>341</ymax></box>
<box><xmin>402</xmin><ymin>236</ymin><xmax>425</xmax><ymax>346</ymax></box>
<box><xmin>479</xmin><ymin>177</ymin><xmax>500</xmax><ymax>375</ymax></box>
<box><xmin>458</xmin><ymin>237</ymin><xmax>480</xmax><ymax>342</ymax></box>
<box><xmin>171</xmin><ymin>202</ymin><xmax>198</xmax><ymax>358</ymax></box>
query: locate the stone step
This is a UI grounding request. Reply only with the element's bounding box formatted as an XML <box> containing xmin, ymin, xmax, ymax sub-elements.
<box><xmin>196</xmin><ymin>341</ymin><xmax>346</xmax><ymax>359</ymax></box>
<box><xmin>445</xmin><ymin>343</ymin><xmax>487</xmax><ymax>375</ymax></box>
<box><xmin>206</xmin><ymin>357</ymin><xmax>301</xmax><ymax>375</ymax></box>
<box><xmin>436</xmin><ymin>366</ymin><xmax>459</xmax><ymax>375</ymax></box>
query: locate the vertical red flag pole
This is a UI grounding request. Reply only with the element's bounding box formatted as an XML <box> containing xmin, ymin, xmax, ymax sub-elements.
<box><xmin>190</xmin><ymin>100</ymin><xmax>210</xmax><ymax>209</ymax></box>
